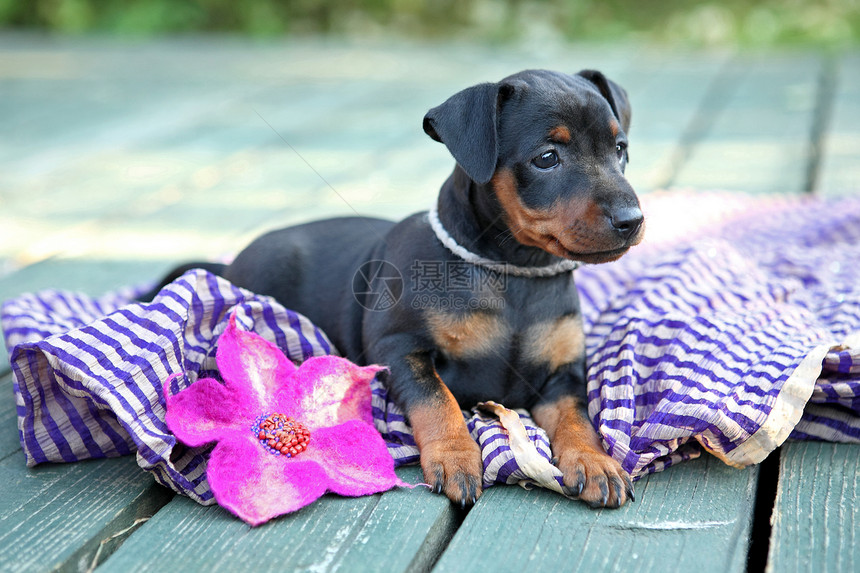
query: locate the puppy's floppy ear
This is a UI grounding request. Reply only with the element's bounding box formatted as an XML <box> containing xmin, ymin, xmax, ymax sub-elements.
<box><xmin>423</xmin><ymin>82</ymin><xmax>501</xmax><ymax>185</ymax></box>
<box><xmin>577</xmin><ymin>70</ymin><xmax>632</xmax><ymax>133</ymax></box>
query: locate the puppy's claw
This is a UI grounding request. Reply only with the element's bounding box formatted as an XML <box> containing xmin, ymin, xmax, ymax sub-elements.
<box><xmin>432</xmin><ymin>468</ymin><xmax>445</xmax><ymax>494</ymax></box>
<box><xmin>555</xmin><ymin>449</ymin><xmax>634</xmax><ymax>508</ymax></box>
<box><xmin>575</xmin><ymin>472</ymin><xmax>586</xmax><ymax>496</ymax></box>
<box><xmin>420</xmin><ymin>439</ymin><xmax>483</xmax><ymax>507</ymax></box>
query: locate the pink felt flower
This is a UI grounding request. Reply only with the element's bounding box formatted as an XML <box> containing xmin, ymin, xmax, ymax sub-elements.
<box><xmin>164</xmin><ymin>313</ymin><xmax>405</xmax><ymax>526</ymax></box>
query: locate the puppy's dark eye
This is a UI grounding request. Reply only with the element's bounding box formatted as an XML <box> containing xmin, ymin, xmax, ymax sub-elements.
<box><xmin>616</xmin><ymin>142</ymin><xmax>627</xmax><ymax>162</ymax></box>
<box><xmin>533</xmin><ymin>150</ymin><xmax>559</xmax><ymax>170</ymax></box>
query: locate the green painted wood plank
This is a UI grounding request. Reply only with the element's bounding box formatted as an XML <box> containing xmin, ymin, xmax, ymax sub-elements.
<box><xmin>98</xmin><ymin>466</ymin><xmax>456</xmax><ymax>573</ymax></box>
<box><xmin>0</xmin><ymin>373</ymin><xmax>19</xmax><ymax>459</ymax></box>
<box><xmin>618</xmin><ymin>51</ymin><xmax>731</xmax><ymax>192</ymax></box>
<box><xmin>0</xmin><ymin>37</ymin><xmax>639</xmax><ymax>266</ymax></box>
<box><xmin>137</xmin><ymin>49</ymin><xmax>636</xmax><ymax>250</ymax></box>
<box><xmin>671</xmin><ymin>54</ymin><xmax>822</xmax><ymax>194</ymax></box>
<box><xmin>0</xmin><ymin>455</ymin><xmax>173</xmax><ymax>572</ymax></box>
<box><xmin>766</xmin><ymin>441</ymin><xmax>860</xmax><ymax>573</ymax></box>
<box><xmin>817</xmin><ymin>54</ymin><xmax>860</xmax><ymax>196</ymax></box>
<box><xmin>0</xmin><ymin>259</ymin><xmax>172</xmax><ymax>301</ymax></box>
<box><xmin>162</xmin><ymin>47</ymin><xmax>632</xmax><ymax>228</ymax></box>
<box><xmin>434</xmin><ymin>456</ymin><xmax>757</xmax><ymax>573</ymax></box>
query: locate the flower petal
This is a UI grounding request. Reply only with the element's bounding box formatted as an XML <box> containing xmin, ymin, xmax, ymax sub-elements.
<box><xmin>275</xmin><ymin>356</ymin><xmax>382</xmax><ymax>428</ymax></box>
<box><xmin>302</xmin><ymin>419</ymin><xmax>405</xmax><ymax>497</ymax></box>
<box><xmin>207</xmin><ymin>432</ymin><xmax>328</xmax><ymax>526</ymax></box>
<box><xmin>216</xmin><ymin>313</ymin><xmax>298</xmax><ymax>411</ymax></box>
<box><xmin>164</xmin><ymin>374</ymin><xmax>257</xmax><ymax>447</ymax></box>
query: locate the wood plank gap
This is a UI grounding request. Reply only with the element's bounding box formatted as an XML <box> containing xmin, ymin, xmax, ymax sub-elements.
<box><xmin>69</xmin><ymin>482</ymin><xmax>175</xmax><ymax>573</ymax></box>
<box><xmin>656</xmin><ymin>55</ymin><xmax>743</xmax><ymax>190</ymax></box>
<box><xmin>806</xmin><ymin>56</ymin><xmax>838</xmax><ymax>195</ymax></box>
<box><xmin>0</xmin><ymin>449</ymin><xmax>22</xmax><ymax>464</ymax></box>
<box><xmin>406</xmin><ymin>500</ymin><xmax>466</xmax><ymax>573</ymax></box>
<box><xmin>746</xmin><ymin>447</ymin><xmax>781</xmax><ymax>573</ymax></box>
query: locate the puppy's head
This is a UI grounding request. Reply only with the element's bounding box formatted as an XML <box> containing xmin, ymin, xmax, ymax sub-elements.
<box><xmin>424</xmin><ymin>69</ymin><xmax>643</xmax><ymax>264</ymax></box>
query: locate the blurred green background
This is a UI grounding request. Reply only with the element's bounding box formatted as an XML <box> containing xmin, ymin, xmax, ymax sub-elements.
<box><xmin>1</xmin><ymin>0</ymin><xmax>859</xmax><ymax>48</ymax></box>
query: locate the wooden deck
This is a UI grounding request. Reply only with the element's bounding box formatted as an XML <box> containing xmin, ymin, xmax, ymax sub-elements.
<box><xmin>1</xmin><ymin>35</ymin><xmax>859</xmax><ymax>572</ymax></box>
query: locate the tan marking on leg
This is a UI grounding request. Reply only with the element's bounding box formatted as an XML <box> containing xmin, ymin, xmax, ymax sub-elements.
<box><xmin>532</xmin><ymin>396</ymin><xmax>603</xmax><ymax>453</ymax></box>
<box><xmin>522</xmin><ymin>314</ymin><xmax>586</xmax><ymax>373</ymax></box>
<box><xmin>425</xmin><ymin>310</ymin><xmax>509</xmax><ymax>359</ymax></box>
<box><xmin>533</xmin><ymin>396</ymin><xmax>632</xmax><ymax>508</ymax></box>
<box><xmin>409</xmin><ymin>396</ymin><xmax>470</xmax><ymax>451</ymax></box>
<box><xmin>409</xmin><ymin>385</ymin><xmax>483</xmax><ymax>504</ymax></box>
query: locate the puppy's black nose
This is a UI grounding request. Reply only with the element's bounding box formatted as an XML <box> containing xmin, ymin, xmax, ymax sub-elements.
<box><xmin>611</xmin><ymin>208</ymin><xmax>644</xmax><ymax>242</ymax></box>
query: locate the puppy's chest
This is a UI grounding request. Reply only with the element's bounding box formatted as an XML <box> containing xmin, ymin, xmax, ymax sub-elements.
<box><xmin>425</xmin><ymin>308</ymin><xmax>585</xmax><ymax>374</ymax></box>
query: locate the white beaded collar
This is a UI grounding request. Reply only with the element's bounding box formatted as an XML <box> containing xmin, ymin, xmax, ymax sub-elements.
<box><xmin>427</xmin><ymin>205</ymin><xmax>579</xmax><ymax>278</ymax></box>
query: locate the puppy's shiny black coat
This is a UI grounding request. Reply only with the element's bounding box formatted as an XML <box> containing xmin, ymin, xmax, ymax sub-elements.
<box><xmin>153</xmin><ymin>70</ymin><xmax>643</xmax><ymax>508</ymax></box>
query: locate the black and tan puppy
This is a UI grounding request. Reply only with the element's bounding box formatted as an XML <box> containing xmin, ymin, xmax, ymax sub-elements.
<box><xmin>155</xmin><ymin>69</ymin><xmax>643</xmax><ymax>508</ymax></box>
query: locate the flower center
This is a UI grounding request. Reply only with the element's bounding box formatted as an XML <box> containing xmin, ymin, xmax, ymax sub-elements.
<box><xmin>252</xmin><ymin>413</ymin><xmax>311</xmax><ymax>458</ymax></box>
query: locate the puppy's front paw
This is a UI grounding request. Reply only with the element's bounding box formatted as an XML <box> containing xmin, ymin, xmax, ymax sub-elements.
<box><xmin>555</xmin><ymin>447</ymin><xmax>634</xmax><ymax>508</ymax></box>
<box><xmin>420</xmin><ymin>437</ymin><xmax>483</xmax><ymax>508</ymax></box>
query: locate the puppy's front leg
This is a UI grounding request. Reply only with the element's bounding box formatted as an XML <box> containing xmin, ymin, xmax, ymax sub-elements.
<box><xmin>408</xmin><ymin>373</ymin><xmax>483</xmax><ymax>507</ymax></box>
<box><xmin>370</xmin><ymin>338</ymin><xmax>482</xmax><ymax>507</ymax></box>
<box><xmin>533</xmin><ymin>395</ymin><xmax>634</xmax><ymax>508</ymax></box>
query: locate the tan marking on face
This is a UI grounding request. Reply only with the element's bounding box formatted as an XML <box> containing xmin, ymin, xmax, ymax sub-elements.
<box><xmin>491</xmin><ymin>168</ymin><xmax>642</xmax><ymax>263</ymax></box>
<box><xmin>492</xmin><ymin>169</ymin><xmax>564</xmax><ymax>254</ymax></box>
<box><xmin>609</xmin><ymin>119</ymin><xmax>620</xmax><ymax>138</ymax></box>
<box><xmin>426</xmin><ymin>310</ymin><xmax>509</xmax><ymax>359</ymax></box>
<box><xmin>549</xmin><ymin>125</ymin><xmax>571</xmax><ymax>144</ymax></box>
<box><xmin>522</xmin><ymin>315</ymin><xmax>585</xmax><ymax>373</ymax></box>
<box><xmin>492</xmin><ymin>169</ymin><xmax>593</xmax><ymax>258</ymax></box>
<box><xmin>579</xmin><ymin>200</ymin><xmax>605</xmax><ymax>232</ymax></box>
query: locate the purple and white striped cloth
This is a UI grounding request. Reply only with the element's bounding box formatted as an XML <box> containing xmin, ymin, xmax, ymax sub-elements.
<box><xmin>580</xmin><ymin>191</ymin><xmax>860</xmax><ymax>477</ymax></box>
<box><xmin>3</xmin><ymin>190</ymin><xmax>860</xmax><ymax>503</ymax></box>
<box><xmin>2</xmin><ymin>272</ymin><xmax>337</xmax><ymax>504</ymax></box>
<box><xmin>2</xmin><ymin>270</ymin><xmax>555</xmax><ymax>503</ymax></box>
